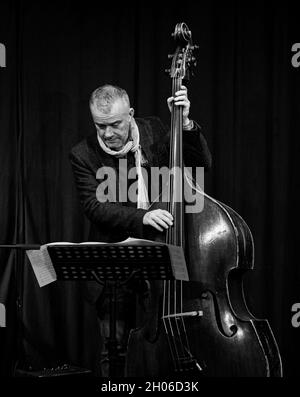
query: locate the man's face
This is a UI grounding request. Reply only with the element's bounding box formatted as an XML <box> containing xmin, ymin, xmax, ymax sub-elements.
<box><xmin>92</xmin><ymin>98</ymin><xmax>133</xmax><ymax>151</ymax></box>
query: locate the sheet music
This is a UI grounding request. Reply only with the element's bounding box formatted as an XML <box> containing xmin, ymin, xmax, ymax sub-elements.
<box><xmin>26</xmin><ymin>244</ymin><xmax>57</xmax><ymax>287</ymax></box>
<box><xmin>168</xmin><ymin>245</ymin><xmax>189</xmax><ymax>281</ymax></box>
<box><xmin>45</xmin><ymin>238</ymin><xmax>157</xmax><ymax>246</ymax></box>
<box><xmin>78</xmin><ymin>238</ymin><xmax>157</xmax><ymax>245</ymax></box>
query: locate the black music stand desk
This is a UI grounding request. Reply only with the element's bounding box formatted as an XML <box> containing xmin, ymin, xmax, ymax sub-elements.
<box><xmin>46</xmin><ymin>240</ymin><xmax>189</xmax><ymax>376</ymax></box>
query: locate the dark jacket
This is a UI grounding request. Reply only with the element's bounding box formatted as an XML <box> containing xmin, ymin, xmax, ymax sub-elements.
<box><xmin>69</xmin><ymin>116</ymin><xmax>211</xmax><ymax>304</ymax></box>
<box><xmin>69</xmin><ymin>116</ymin><xmax>211</xmax><ymax>244</ymax></box>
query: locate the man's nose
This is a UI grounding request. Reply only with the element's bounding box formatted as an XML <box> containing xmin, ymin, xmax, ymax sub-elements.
<box><xmin>104</xmin><ymin>126</ymin><xmax>114</xmax><ymax>138</ymax></box>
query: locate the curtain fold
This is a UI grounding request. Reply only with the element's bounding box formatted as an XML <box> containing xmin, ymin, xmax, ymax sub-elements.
<box><xmin>0</xmin><ymin>0</ymin><xmax>18</xmax><ymax>376</ymax></box>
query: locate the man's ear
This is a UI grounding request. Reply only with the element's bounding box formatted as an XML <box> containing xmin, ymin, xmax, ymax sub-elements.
<box><xmin>129</xmin><ymin>107</ymin><xmax>135</xmax><ymax>117</ymax></box>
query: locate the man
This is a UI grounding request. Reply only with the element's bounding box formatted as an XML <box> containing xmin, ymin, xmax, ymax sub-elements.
<box><xmin>69</xmin><ymin>84</ymin><xmax>211</xmax><ymax>374</ymax></box>
<box><xmin>70</xmin><ymin>84</ymin><xmax>211</xmax><ymax>242</ymax></box>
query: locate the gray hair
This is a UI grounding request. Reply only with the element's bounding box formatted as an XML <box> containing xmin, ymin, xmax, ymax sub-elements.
<box><xmin>89</xmin><ymin>84</ymin><xmax>130</xmax><ymax>114</ymax></box>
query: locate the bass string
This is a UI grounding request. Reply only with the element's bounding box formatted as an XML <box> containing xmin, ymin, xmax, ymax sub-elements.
<box><xmin>173</xmin><ymin>78</ymin><xmax>190</xmax><ymax>359</ymax></box>
<box><xmin>163</xmin><ymin>76</ymin><xmax>181</xmax><ymax>370</ymax></box>
<box><xmin>162</xmin><ymin>281</ymin><xmax>181</xmax><ymax>370</ymax></box>
<box><xmin>161</xmin><ymin>77</ymin><xmax>183</xmax><ymax>371</ymax></box>
<box><xmin>173</xmin><ymin>76</ymin><xmax>193</xmax><ymax>363</ymax></box>
<box><xmin>161</xmin><ymin>77</ymin><xmax>183</xmax><ymax>370</ymax></box>
<box><xmin>162</xmin><ymin>75</ymin><xmax>191</xmax><ymax>368</ymax></box>
<box><xmin>173</xmin><ymin>77</ymin><xmax>189</xmax><ymax>360</ymax></box>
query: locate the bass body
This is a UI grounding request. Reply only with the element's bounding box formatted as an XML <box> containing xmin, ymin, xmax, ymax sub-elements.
<box><xmin>126</xmin><ymin>189</ymin><xmax>282</xmax><ymax>377</ymax></box>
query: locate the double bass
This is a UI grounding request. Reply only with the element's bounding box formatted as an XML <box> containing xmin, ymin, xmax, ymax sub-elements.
<box><xmin>126</xmin><ymin>22</ymin><xmax>282</xmax><ymax>377</ymax></box>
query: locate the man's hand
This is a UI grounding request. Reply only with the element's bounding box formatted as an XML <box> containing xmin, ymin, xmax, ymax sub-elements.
<box><xmin>143</xmin><ymin>209</ymin><xmax>173</xmax><ymax>232</ymax></box>
<box><xmin>167</xmin><ymin>85</ymin><xmax>191</xmax><ymax>127</ymax></box>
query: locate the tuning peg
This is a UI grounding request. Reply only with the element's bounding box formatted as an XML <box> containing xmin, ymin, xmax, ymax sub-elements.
<box><xmin>167</xmin><ymin>54</ymin><xmax>174</xmax><ymax>59</ymax></box>
<box><xmin>165</xmin><ymin>69</ymin><xmax>171</xmax><ymax>74</ymax></box>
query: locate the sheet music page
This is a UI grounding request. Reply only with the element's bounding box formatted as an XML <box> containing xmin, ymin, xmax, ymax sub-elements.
<box><xmin>26</xmin><ymin>244</ymin><xmax>57</xmax><ymax>287</ymax></box>
<box><xmin>44</xmin><ymin>238</ymin><xmax>159</xmax><ymax>245</ymax></box>
<box><xmin>46</xmin><ymin>242</ymin><xmax>75</xmax><ymax>245</ymax></box>
<box><xmin>168</xmin><ymin>245</ymin><xmax>189</xmax><ymax>281</ymax></box>
<box><xmin>114</xmin><ymin>237</ymin><xmax>157</xmax><ymax>245</ymax></box>
<box><xmin>80</xmin><ymin>238</ymin><xmax>158</xmax><ymax>245</ymax></box>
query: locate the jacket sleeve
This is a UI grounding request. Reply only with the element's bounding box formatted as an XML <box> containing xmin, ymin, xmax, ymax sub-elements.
<box><xmin>182</xmin><ymin>121</ymin><xmax>212</xmax><ymax>170</ymax></box>
<box><xmin>154</xmin><ymin>117</ymin><xmax>212</xmax><ymax>170</ymax></box>
<box><xmin>69</xmin><ymin>150</ymin><xmax>147</xmax><ymax>238</ymax></box>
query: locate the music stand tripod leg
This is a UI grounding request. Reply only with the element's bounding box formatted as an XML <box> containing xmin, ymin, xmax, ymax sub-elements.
<box><xmin>14</xmin><ymin>248</ymin><xmax>25</xmax><ymax>373</ymax></box>
<box><xmin>106</xmin><ymin>281</ymin><xmax>119</xmax><ymax>377</ymax></box>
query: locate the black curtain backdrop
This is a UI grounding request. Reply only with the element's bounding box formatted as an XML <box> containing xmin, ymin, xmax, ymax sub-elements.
<box><xmin>0</xmin><ymin>0</ymin><xmax>299</xmax><ymax>377</ymax></box>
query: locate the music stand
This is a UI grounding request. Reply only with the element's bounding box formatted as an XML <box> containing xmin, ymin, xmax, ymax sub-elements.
<box><xmin>46</xmin><ymin>241</ymin><xmax>189</xmax><ymax>376</ymax></box>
